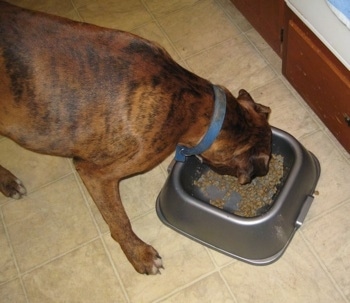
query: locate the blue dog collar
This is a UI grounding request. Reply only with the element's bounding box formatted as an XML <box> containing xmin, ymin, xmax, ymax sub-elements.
<box><xmin>175</xmin><ymin>85</ymin><xmax>227</xmax><ymax>162</ymax></box>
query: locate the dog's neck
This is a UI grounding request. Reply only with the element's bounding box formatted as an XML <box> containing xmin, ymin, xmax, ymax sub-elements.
<box><xmin>175</xmin><ymin>85</ymin><xmax>226</xmax><ymax>162</ymax></box>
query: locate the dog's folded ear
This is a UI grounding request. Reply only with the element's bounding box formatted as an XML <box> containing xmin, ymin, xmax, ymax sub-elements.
<box><xmin>238</xmin><ymin>89</ymin><xmax>250</xmax><ymax>98</ymax></box>
<box><xmin>237</xmin><ymin>89</ymin><xmax>271</xmax><ymax>119</ymax></box>
<box><xmin>254</xmin><ymin>103</ymin><xmax>271</xmax><ymax>119</ymax></box>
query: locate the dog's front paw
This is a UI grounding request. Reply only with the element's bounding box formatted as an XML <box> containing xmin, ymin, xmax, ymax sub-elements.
<box><xmin>138</xmin><ymin>245</ymin><xmax>164</xmax><ymax>275</ymax></box>
<box><xmin>0</xmin><ymin>167</ymin><xmax>27</xmax><ymax>199</ymax></box>
<box><xmin>125</xmin><ymin>243</ymin><xmax>164</xmax><ymax>275</ymax></box>
<box><xmin>3</xmin><ymin>178</ymin><xmax>26</xmax><ymax>199</ymax></box>
<box><xmin>148</xmin><ymin>251</ymin><xmax>163</xmax><ymax>275</ymax></box>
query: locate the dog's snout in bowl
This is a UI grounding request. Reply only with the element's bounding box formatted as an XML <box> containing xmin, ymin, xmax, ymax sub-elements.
<box><xmin>204</xmin><ymin>150</ymin><xmax>271</xmax><ymax>185</ymax></box>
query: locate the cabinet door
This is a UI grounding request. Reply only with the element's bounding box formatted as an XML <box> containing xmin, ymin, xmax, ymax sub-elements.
<box><xmin>230</xmin><ymin>0</ymin><xmax>284</xmax><ymax>55</ymax></box>
<box><xmin>283</xmin><ymin>8</ymin><xmax>350</xmax><ymax>152</ymax></box>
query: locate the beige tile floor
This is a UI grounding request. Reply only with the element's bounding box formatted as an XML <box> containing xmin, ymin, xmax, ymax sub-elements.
<box><xmin>1</xmin><ymin>0</ymin><xmax>350</xmax><ymax>302</ymax></box>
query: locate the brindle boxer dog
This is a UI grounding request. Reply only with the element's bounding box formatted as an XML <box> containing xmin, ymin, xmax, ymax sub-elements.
<box><xmin>0</xmin><ymin>1</ymin><xmax>272</xmax><ymax>274</ymax></box>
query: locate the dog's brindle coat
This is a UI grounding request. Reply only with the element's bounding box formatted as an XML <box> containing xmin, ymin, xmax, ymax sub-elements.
<box><xmin>0</xmin><ymin>1</ymin><xmax>272</xmax><ymax>274</ymax></box>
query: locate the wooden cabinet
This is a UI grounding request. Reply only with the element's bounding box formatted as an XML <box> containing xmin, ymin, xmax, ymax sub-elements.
<box><xmin>282</xmin><ymin>6</ymin><xmax>350</xmax><ymax>152</ymax></box>
<box><xmin>230</xmin><ymin>0</ymin><xmax>284</xmax><ymax>56</ymax></box>
<box><xmin>230</xmin><ymin>1</ymin><xmax>350</xmax><ymax>153</ymax></box>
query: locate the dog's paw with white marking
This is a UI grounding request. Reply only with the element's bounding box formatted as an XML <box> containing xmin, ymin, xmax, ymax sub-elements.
<box><xmin>148</xmin><ymin>252</ymin><xmax>164</xmax><ymax>275</ymax></box>
<box><xmin>8</xmin><ymin>178</ymin><xmax>27</xmax><ymax>199</ymax></box>
<box><xmin>125</xmin><ymin>243</ymin><xmax>164</xmax><ymax>275</ymax></box>
<box><xmin>0</xmin><ymin>167</ymin><xmax>27</xmax><ymax>199</ymax></box>
<box><xmin>139</xmin><ymin>245</ymin><xmax>164</xmax><ymax>275</ymax></box>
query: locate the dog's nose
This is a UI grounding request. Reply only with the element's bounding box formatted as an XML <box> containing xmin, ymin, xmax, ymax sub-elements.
<box><xmin>238</xmin><ymin>173</ymin><xmax>251</xmax><ymax>185</ymax></box>
<box><xmin>255</xmin><ymin>153</ymin><xmax>270</xmax><ymax>177</ymax></box>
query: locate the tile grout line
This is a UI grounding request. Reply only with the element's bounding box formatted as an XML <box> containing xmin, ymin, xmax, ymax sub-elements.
<box><xmin>151</xmin><ymin>268</ymin><xmax>222</xmax><ymax>303</ymax></box>
<box><xmin>241</xmin><ymin>32</ymin><xmax>281</xmax><ymax>80</ymax></box>
<box><xmin>1</xmin><ymin>159</ymin><xmax>124</xmax><ymax>300</ymax></box>
<box><xmin>1</xmin><ymin>162</ymin><xmax>76</xmax><ymax>205</ymax></box>
<box><xmin>141</xmin><ymin>0</ymin><xmax>244</xmax><ymax>72</ymax></box>
<box><xmin>142</xmin><ymin>0</ymin><xmax>204</xmax><ymax>22</ymax></box>
<box><xmin>278</xmin><ymin>75</ymin><xmax>329</xmax><ymax>130</ymax></box>
<box><xmin>300</xmin><ymin>231</ymin><xmax>350</xmax><ymax>303</ymax></box>
<box><xmin>180</xmin><ymin>33</ymin><xmax>279</xmax><ymax>92</ymax></box>
<box><xmin>302</xmin><ymin>197</ymin><xmax>350</xmax><ymax>226</ymax></box>
<box><xmin>139</xmin><ymin>0</ymin><xmax>189</xmax><ymax>67</ymax></box>
<box><xmin>276</xmin><ymin>72</ymin><xmax>350</xmax><ymax>160</ymax></box>
<box><xmin>69</xmin><ymin>0</ymin><xmax>83</xmax><ymax>22</ymax></box>
<box><xmin>218</xmin><ymin>270</ymin><xmax>239</xmax><ymax>303</ymax></box>
<box><xmin>15</xmin><ymin>236</ymin><xmax>101</xmax><ymax>279</ymax></box>
<box><xmin>0</xmin><ymin>158</ymin><xmax>77</xmax><ymax>302</ymax></box>
<box><xmin>205</xmin><ymin>247</ymin><xmax>235</xmax><ymax>271</ymax></box>
<box><xmin>152</xmin><ymin>247</ymin><xmax>240</xmax><ymax>303</ymax></box>
<box><xmin>0</xmin><ymin>205</ymin><xmax>30</xmax><ymax>303</ymax></box>
<box><xmin>215</xmin><ymin>0</ymin><xmax>284</xmax><ymax>79</ymax></box>
<box><xmin>181</xmin><ymin>35</ymin><xmax>235</xmax><ymax>62</ymax></box>
<box><xmin>143</xmin><ymin>0</ymin><xmax>279</xmax><ymax>93</ymax></box>
<box><xmin>68</xmin><ymin>160</ymin><xmax>104</xmax><ymax>237</ymax></box>
<box><xmin>204</xmin><ymin>245</ymin><xmax>239</xmax><ymax>303</ymax></box>
<box><xmin>100</xmin><ymin>236</ymin><xmax>131</xmax><ymax>303</ymax></box>
<box><xmin>69</xmin><ymin>163</ymin><xmax>131</xmax><ymax>301</ymax></box>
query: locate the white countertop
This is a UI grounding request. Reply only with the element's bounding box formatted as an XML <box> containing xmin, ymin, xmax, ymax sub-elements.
<box><xmin>286</xmin><ymin>0</ymin><xmax>350</xmax><ymax>70</ymax></box>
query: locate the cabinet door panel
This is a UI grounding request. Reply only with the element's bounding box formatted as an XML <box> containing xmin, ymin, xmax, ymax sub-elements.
<box><xmin>283</xmin><ymin>17</ymin><xmax>350</xmax><ymax>152</ymax></box>
<box><xmin>230</xmin><ymin>0</ymin><xmax>283</xmax><ymax>55</ymax></box>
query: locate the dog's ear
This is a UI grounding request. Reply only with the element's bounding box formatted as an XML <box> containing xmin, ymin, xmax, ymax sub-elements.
<box><xmin>238</xmin><ymin>89</ymin><xmax>251</xmax><ymax>99</ymax></box>
<box><xmin>238</xmin><ymin>89</ymin><xmax>271</xmax><ymax>119</ymax></box>
<box><xmin>254</xmin><ymin>103</ymin><xmax>271</xmax><ymax>119</ymax></box>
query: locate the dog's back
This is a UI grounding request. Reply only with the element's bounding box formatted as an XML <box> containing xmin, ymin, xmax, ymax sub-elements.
<box><xmin>0</xmin><ymin>1</ymin><xmax>212</xmax><ymax>165</ymax></box>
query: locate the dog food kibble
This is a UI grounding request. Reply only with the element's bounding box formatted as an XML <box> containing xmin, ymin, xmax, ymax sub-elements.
<box><xmin>193</xmin><ymin>154</ymin><xmax>284</xmax><ymax>217</ymax></box>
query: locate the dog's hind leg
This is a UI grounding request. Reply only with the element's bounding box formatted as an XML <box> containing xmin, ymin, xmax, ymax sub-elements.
<box><xmin>74</xmin><ymin>160</ymin><xmax>163</xmax><ymax>275</ymax></box>
<box><xmin>0</xmin><ymin>165</ymin><xmax>27</xmax><ymax>199</ymax></box>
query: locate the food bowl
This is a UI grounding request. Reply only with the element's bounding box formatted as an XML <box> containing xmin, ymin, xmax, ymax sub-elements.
<box><xmin>156</xmin><ymin>127</ymin><xmax>321</xmax><ymax>265</ymax></box>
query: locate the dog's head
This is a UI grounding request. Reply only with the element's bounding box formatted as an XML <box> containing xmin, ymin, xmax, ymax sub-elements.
<box><xmin>201</xmin><ymin>89</ymin><xmax>272</xmax><ymax>184</ymax></box>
